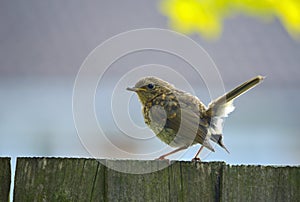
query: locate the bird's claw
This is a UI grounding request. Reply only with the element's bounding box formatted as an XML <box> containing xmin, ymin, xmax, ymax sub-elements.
<box><xmin>191</xmin><ymin>157</ymin><xmax>201</xmax><ymax>162</ymax></box>
<box><xmin>155</xmin><ymin>156</ymin><xmax>170</xmax><ymax>164</ymax></box>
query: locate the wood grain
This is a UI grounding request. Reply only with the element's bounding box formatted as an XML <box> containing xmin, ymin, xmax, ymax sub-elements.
<box><xmin>13</xmin><ymin>158</ymin><xmax>300</xmax><ymax>202</ymax></box>
<box><xmin>0</xmin><ymin>158</ymin><xmax>10</xmax><ymax>202</ymax></box>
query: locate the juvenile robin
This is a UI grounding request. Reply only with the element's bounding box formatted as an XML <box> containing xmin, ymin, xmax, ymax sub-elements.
<box><xmin>127</xmin><ymin>75</ymin><xmax>264</xmax><ymax>161</ymax></box>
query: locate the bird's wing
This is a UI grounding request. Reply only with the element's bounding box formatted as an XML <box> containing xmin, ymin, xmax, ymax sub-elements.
<box><xmin>168</xmin><ymin>107</ymin><xmax>215</xmax><ymax>151</ymax></box>
<box><xmin>151</xmin><ymin>93</ymin><xmax>215</xmax><ymax>151</ymax></box>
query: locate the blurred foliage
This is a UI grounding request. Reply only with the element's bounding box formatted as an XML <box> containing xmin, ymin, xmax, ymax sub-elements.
<box><xmin>159</xmin><ymin>0</ymin><xmax>300</xmax><ymax>40</ymax></box>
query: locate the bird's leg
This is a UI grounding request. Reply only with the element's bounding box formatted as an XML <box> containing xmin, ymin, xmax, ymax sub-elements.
<box><xmin>156</xmin><ymin>146</ymin><xmax>188</xmax><ymax>160</ymax></box>
<box><xmin>192</xmin><ymin>145</ymin><xmax>204</xmax><ymax>162</ymax></box>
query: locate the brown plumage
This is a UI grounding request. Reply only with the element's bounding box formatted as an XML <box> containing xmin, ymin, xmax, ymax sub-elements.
<box><xmin>127</xmin><ymin>75</ymin><xmax>264</xmax><ymax>161</ymax></box>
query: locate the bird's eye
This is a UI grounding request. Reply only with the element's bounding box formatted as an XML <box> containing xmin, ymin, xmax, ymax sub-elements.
<box><xmin>147</xmin><ymin>83</ymin><xmax>154</xmax><ymax>89</ymax></box>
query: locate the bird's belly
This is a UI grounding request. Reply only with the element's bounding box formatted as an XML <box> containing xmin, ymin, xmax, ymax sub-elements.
<box><xmin>155</xmin><ymin>127</ymin><xmax>197</xmax><ymax>148</ymax></box>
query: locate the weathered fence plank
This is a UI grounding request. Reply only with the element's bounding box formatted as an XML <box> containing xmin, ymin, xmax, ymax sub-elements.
<box><xmin>169</xmin><ymin>161</ymin><xmax>224</xmax><ymax>202</ymax></box>
<box><xmin>104</xmin><ymin>160</ymin><xmax>171</xmax><ymax>201</ymax></box>
<box><xmin>13</xmin><ymin>158</ymin><xmax>300</xmax><ymax>202</ymax></box>
<box><xmin>0</xmin><ymin>157</ymin><xmax>11</xmax><ymax>202</ymax></box>
<box><xmin>14</xmin><ymin>158</ymin><xmax>105</xmax><ymax>201</ymax></box>
<box><xmin>222</xmin><ymin>165</ymin><xmax>300</xmax><ymax>202</ymax></box>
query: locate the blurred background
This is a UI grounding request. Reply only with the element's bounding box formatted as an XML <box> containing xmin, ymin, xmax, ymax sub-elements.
<box><xmin>0</xmin><ymin>0</ymin><xmax>300</xmax><ymax>166</ymax></box>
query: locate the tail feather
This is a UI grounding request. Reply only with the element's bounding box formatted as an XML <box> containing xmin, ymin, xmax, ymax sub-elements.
<box><xmin>207</xmin><ymin>75</ymin><xmax>264</xmax><ymax>153</ymax></box>
<box><xmin>207</xmin><ymin>75</ymin><xmax>264</xmax><ymax>118</ymax></box>
<box><xmin>222</xmin><ymin>75</ymin><xmax>264</xmax><ymax>103</ymax></box>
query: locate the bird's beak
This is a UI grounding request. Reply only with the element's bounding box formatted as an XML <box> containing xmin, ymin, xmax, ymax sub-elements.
<box><xmin>126</xmin><ymin>87</ymin><xmax>138</xmax><ymax>92</ymax></box>
<box><xmin>126</xmin><ymin>87</ymin><xmax>145</xmax><ymax>92</ymax></box>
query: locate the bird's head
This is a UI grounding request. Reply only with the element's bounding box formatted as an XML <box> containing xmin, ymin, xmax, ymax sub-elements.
<box><xmin>127</xmin><ymin>77</ymin><xmax>174</xmax><ymax>105</ymax></box>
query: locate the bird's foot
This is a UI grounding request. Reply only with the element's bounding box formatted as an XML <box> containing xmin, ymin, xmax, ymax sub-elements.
<box><xmin>155</xmin><ymin>156</ymin><xmax>170</xmax><ymax>164</ymax></box>
<box><xmin>191</xmin><ymin>157</ymin><xmax>201</xmax><ymax>162</ymax></box>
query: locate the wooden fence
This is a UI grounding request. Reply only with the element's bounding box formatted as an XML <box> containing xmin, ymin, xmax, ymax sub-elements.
<box><xmin>1</xmin><ymin>157</ymin><xmax>299</xmax><ymax>201</ymax></box>
<box><xmin>0</xmin><ymin>158</ymin><xmax>10</xmax><ymax>202</ymax></box>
